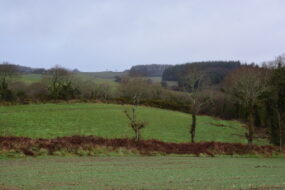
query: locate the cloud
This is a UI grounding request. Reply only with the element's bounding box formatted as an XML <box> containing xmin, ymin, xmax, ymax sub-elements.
<box><xmin>0</xmin><ymin>0</ymin><xmax>285</xmax><ymax>71</ymax></box>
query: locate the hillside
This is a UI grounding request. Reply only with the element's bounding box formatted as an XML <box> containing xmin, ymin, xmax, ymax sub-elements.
<box><xmin>3</xmin><ymin>63</ymin><xmax>169</xmax><ymax>86</ymax></box>
<box><xmin>0</xmin><ymin>103</ymin><xmax>267</xmax><ymax>144</ymax></box>
<box><xmin>18</xmin><ymin>72</ymin><xmax>164</xmax><ymax>86</ymax></box>
<box><xmin>18</xmin><ymin>72</ymin><xmax>120</xmax><ymax>86</ymax></box>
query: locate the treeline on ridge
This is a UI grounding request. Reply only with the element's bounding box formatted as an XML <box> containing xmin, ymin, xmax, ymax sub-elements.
<box><xmin>129</xmin><ymin>64</ymin><xmax>172</xmax><ymax>77</ymax></box>
<box><xmin>162</xmin><ymin>61</ymin><xmax>241</xmax><ymax>88</ymax></box>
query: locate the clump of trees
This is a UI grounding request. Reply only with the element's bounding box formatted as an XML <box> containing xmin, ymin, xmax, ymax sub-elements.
<box><xmin>45</xmin><ymin>66</ymin><xmax>79</xmax><ymax>100</ymax></box>
<box><xmin>118</xmin><ymin>77</ymin><xmax>164</xmax><ymax>100</ymax></box>
<box><xmin>263</xmin><ymin>57</ymin><xmax>285</xmax><ymax>149</ymax></box>
<box><xmin>224</xmin><ymin>66</ymin><xmax>270</xmax><ymax>146</ymax></box>
<box><xmin>0</xmin><ymin>63</ymin><xmax>18</xmax><ymax>101</ymax></box>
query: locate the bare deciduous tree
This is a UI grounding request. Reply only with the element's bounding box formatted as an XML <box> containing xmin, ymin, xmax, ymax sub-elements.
<box><xmin>189</xmin><ymin>93</ymin><xmax>209</xmax><ymax>143</ymax></box>
<box><xmin>181</xmin><ymin>66</ymin><xmax>209</xmax><ymax>143</ymax></box>
<box><xmin>225</xmin><ymin>66</ymin><xmax>270</xmax><ymax>146</ymax></box>
<box><xmin>96</xmin><ymin>83</ymin><xmax>112</xmax><ymax>100</ymax></box>
<box><xmin>124</xmin><ymin>94</ymin><xmax>146</xmax><ymax>142</ymax></box>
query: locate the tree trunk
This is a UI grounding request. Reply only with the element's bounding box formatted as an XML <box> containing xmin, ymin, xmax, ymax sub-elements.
<box><xmin>135</xmin><ymin>128</ymin><xmax>140</xmax><ymax>142</ymax></box>
<box><xmin>247</xmin><ymin>109</ymin><xmax>254</xmax><ymax>146</ymax></box>
<box><xmin>277</xmin><ymin>111</ymin><xmax>282</xmax><ymax>151</ymax></box>
<box><xmin>190</xmin><ymin>113</ymin><xmax>196</xmax><ymax>143</ymax></box>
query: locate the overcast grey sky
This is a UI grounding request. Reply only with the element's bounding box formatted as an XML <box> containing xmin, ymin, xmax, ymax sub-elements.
<box><xmin>0</xmin><ymin>0</ymin><xmax>285</xmax><ymax>71</ymax></box>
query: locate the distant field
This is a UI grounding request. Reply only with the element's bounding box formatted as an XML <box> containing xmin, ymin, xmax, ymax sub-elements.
<box><xmin>147</xmin><ymin>76</ymin><xmax>162</xmax><ymax>82</ymax></box>
<box><xmin>17</xmin><ymin>73</ymin><xmax>120</xmax><ymax>86</ymax></box>
<box><xmin>0</xmin><ymin>103</ymin><xmax>267</xmax><ymax>144</ymax></box>
<box><xmin>1</xmin><ymin>156</ymin><xmax>285</xmax><ymax>190</ymax></box>
<box><xmin>17</xmin><ymin>74</ymin><xmax>43</xmax><ymax>84</ymax></box>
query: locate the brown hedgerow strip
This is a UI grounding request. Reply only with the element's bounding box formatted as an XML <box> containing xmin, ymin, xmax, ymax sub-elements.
<box><xmin>0</xmin><ymin>136</ymin><xmax>282</xmax><ymax>157</ymax></box>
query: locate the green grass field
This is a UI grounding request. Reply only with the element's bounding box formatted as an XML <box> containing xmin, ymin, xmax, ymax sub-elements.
<box><xmin>1</xmin><ymin>156</ymin><xmax>284</xmax><ymax>190</ymax></box>
<box><xmin>13</xmin><ymin>74</ymin><xmax>43</xmax><ymax>84</ymax></box>
<box><xmin>0</xmin><ymin>102</ymin><xmax>281</xmax><ymax>190</ymax></box>
<box><xmin>0</xmin><ymin>103</ymin><xmax>267</xmax><ymax>144</ymax></box>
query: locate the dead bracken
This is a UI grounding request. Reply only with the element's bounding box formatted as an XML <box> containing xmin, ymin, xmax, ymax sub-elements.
<box><xmin>0</xmin><ymin>136</ymin><xmax>283</xmax><ymax>157</ymax></box>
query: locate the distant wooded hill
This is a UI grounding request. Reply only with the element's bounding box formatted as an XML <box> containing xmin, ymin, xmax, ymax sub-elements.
<box><xmin>0</xmin><ymin>62</ymin><xmax>79</xmax><ymax>74</ymax></box>
<box><xmin>162</xmin><ymin>61</ymin><xmax>241</xmax><ymax>85</ymax></box>
<box><xmin>129</xmin><ymin>64</ymin><xmax>172</xmax><ymax>77</ymax></box>
<box><xmin>14</xmin><ymin>64</ymin><xmax>47</xmax><ymax>74</ymax></box>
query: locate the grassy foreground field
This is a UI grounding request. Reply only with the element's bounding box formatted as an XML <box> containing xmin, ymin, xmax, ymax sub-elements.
<box><xmin>0</xmin><ymin>156</ymin><xmax>285</xmax><ymax>190</ymax></box>
<box><xmin>0</xmin><ymin>103</ymin><xmax>262</xmax><ymax>144</ymax></box>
